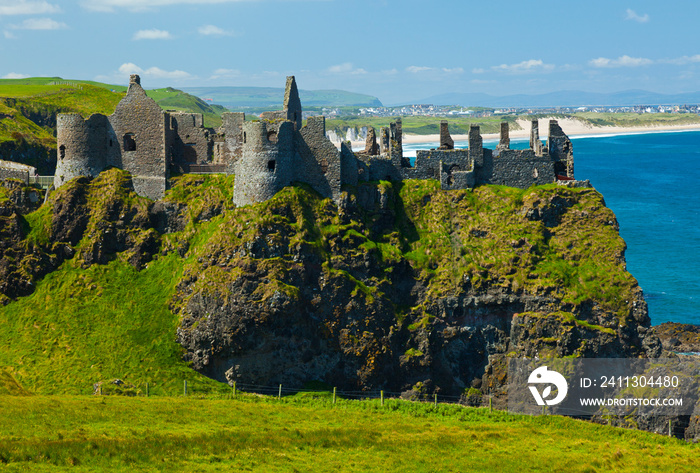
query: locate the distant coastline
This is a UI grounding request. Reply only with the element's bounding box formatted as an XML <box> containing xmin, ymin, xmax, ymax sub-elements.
<box><xmin>343</xmin><ymin>119</ymin><xmax>700</xmax><ymax>149</ymax></box>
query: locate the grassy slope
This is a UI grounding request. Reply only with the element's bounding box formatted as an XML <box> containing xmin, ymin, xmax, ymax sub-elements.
<box><xmin>0</xmin><ymin>255</ymin><xmax>223</xmax><ymax>395</ymax></box>
<box><xmin>0</xmin><ymin>394</ymin><xmax>697</xmax><ymax>472</ymax></box>
<box><xmin>0</xmin><ymin>78</ymin><xmax>225</xmax><ymax>148</ymax></box>
<box><xmin>0</xmin><ymin>173</ymin><xmax>236</xmax><ymax>395</ymax></box>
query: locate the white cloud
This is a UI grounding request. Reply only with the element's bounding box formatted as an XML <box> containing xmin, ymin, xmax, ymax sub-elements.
<box><xmin>442</xmin><ymin>67</ymin><xmax>464</xmax><ymax>74</ymax></box>
<box><xmin>9</xmin><ymin>18</ymin><xmax>67</xmax><ymax>30</ymax></box>
<box><xmin>491</xmin><ymin>59</ymin><xmax>554</xmax><ymax>74</ymax></box>
<box><xmin>3</xmin><ymin>30</ymin><xmax>16</xmax><ymax>39</ymax></box>
<box><xmin>472</xmin><ymin>67</ymin><xmax>485</xmax><ymax>74</ymax></box>
<box><xmin>118</xmin><ymin>63</ymin><xmax>192</xmax><ymax>80</ymax></box>
<box><xmin>406</xmin><ymin>66</ymin><xmax>432</xmax><ymax>73</ymax></box>
<box><xmin>0</xmin><ymin>1</ymin><xmax>60</xmax><ymax>15</ymax></box>
<box><xmin>589</xmin><ymin>55</ymin><xmax>653</xmax><ymax>68</ymax></box>
<box><xmin>625</xmin><ymin>8</ymin><xmax>649</xmax><ymax>23</ymax></box>
<box><xmin>82</xmin><ymin>0</ymin><xmax>255</xmax><ymax>13</ymax></box>
<box><xmin>198</xmin><ymin>24</ymin><xmax>237</xmax><ymax>36</ymax></box>
<box><xmin>132</xmin><ymin>29</ymin><xmax>172</xmax><ymax>40</ymax></box>
<box><xmin>665</xmin><ymin>55</ymin><xmax>700</xmax><ymax>65</ymax></box>
<box><xmin>2</xmin><ymin>72</ymin><xmax>29</xmax><ymax>79</ymax></box>
<box><xmin>327</xmin><ymin>62</ymin><xmax>367</xmax><ymax>75</ymax></box>
<box><xmin>210</xmin><ymin>68</ymin><xmax>241</xmax><ymax>79</ymax></box>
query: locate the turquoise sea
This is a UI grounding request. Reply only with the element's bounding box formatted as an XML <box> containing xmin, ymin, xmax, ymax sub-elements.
<box><xmin>404</xmin><ymin>130</ymin><xmax>700</xmax><ymax>326</ymax></box>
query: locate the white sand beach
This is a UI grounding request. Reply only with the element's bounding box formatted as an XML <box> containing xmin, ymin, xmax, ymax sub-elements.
<box><xmin>402</xmin><ymin>118</ymin><xmax>700</xmax><ymax>145</ymax></box>
<box><xmin>337</xmin><ymin>118</ymin><xmax>700</xmax><ymax>149</ymax></box>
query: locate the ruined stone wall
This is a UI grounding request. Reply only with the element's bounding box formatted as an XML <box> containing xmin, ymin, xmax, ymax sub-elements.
<box><xmin>548</xmin><ymin>120</ymin><xmax>574</xmax><ymax>178</ymax></box>
<box><xmin>54</xmin><ymin>113</ymin><xmax>117</xmax><ymax>189</ymax></box>
<box><xmin>108</xmin><ymin>75</ymin><xmax>168</xmax><ymax>200</ymax></box>
<box><xmin>340</xmin><ymin>141</ymin><xmax>359</xmax><ymax>187</ymax></box>
<box><xmin>530</xmin><ymin>120</ymin><xmax>544</xmax><ymax>156</ymax></box>
<box><xmin>405</xmin><ymin>149</ymin><xmax>470</xmax><ymax>181</ymax></box>
<box><xmin>169</xmin><ymin>112</ymin><xmax>213</xmax><ymax>166</ymax></box>
<box><xmin>439</xmin><ymin>121</ymin><xmax>454</xmax><ymax>150</ymax></box>
<box><xmin>468</xmin><ymin>125</ymin><xmax>484</xmax><ymax>168</ymax></box>
<box><xmin>296</xmin><ymin>116</ymin><xmax>341</xmax><ymax>201</ymax></box>
<box><xmin>0</xmin><ymin>160</ymin><xmax>36</xmax><ymax>184</ymax></box>
<box><xmin>364</xmin><ymin>157</ymin><xmax>402</xmax><ymax>182</ymax></box>
<box><xmin>220</xmin><ymin>112</ymin><xmax>245</xmax><ymax>172</ymax></box>
<box><xmin>480</xmin><ymin>148</ymin><xmax>556</xmax><ymax>188</ymax></box>
<box><xmin>497</xmin><ymin>122</ymin><xmax>510</xmax><ymax>151</ymax></box>
<box><xmin>389</xmin><ymin>119</ymin><xmax>403</xmax><ymax>164</ymax></box>
<box><xmin>283</xmin><ymin>76</ymin><xmax>302</xmax><ymax>131</ymax></box>
<box><xmin>233</xmin><ymin>120</ymin><xmax>295</xmax><ymax>207</ymax></box>
<box><xmin>379</xmin><ymin>127</ymin><xmax>389</xmax><ymax>155</ymax></box>
<box><xmin>440</xmin><ymin>163</ymin><xmax>475</xmax><ymax>190</ymax></box>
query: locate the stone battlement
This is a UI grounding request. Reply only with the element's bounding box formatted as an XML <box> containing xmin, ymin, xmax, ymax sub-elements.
<box><xmin>51</xmin><ymin>75</ymin><xmax>576</xmax><ymax>204</ymax></box>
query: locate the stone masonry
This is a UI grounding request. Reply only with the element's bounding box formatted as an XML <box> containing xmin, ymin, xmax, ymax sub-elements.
<box><xmin>53</xmin><ymin>75</ymin><xmax>577</xmax><ymax>205</ymax></box>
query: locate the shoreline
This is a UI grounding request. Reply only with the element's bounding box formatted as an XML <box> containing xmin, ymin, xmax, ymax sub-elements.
<box><xmin>340</xmin><ymin>120</ymin><xmax>700</xmax><ymax>149</ymax></box>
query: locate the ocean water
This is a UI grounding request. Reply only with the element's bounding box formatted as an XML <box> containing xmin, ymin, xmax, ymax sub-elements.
<box><xmin>403</xmin><ymin>131</ymin><xmax>700</xmax><ymax>326</ymax></box>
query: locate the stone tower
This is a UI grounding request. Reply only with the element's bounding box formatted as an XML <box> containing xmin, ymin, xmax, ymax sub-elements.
<box><xmin>54</xmin><ymin>113</ymin><xmax>116</xmax><ymax>189</ymax></box>
<box><xmin>232</xmin><ymin>120</ymin><xmax>295</xmax><ymax>207</ymax></box>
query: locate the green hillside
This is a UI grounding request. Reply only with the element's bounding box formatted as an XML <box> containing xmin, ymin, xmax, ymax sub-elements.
<box><xmin>0</xmin><ymin>394</ymin><xmax>698</xmax><ymax>471</ymax></box>
<box><xmin>181</xmin><ymin>85</ymin><xmax>383</xmax><ymax>111</ymax></box>
<box><xmin>0</xmin><ymin>171</ymin><xmax>234</xmax><ymax>395</ymax></box>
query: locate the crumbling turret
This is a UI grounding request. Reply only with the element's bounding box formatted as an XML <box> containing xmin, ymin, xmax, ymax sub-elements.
<box><xmin>232</xmin><ymin>120</ymin><xmax>295</xmax><ymax>207</ymax></box>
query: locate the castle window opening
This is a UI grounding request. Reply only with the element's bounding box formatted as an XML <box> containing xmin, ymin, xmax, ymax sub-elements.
<box><xmin>267</xmin><ymin>160</ymin><xmax>276</xmax><ymax>172</ymax></box>
<box><xmin>59</xmin><ymin>145</ymin><xmax>66</xmax><ymax>160</ymax></box>
<box><xmin>123</xmin><ymin>133</ymin><xmax>136</xmax><ymax>151</ymax></box>
<box><xmin>267</xmin><ymin>130</ymin><xmax>278</xmax><ymax>143</ymax></box>
<box><xmin>109</xmin><ymin>139</ymin><xmax>113</xmax><ymax>147</ymax></box>
<box><xmin>243</xmin><ymin>132</ymin><xmax>246</xmax><ymax>143</ymax></box>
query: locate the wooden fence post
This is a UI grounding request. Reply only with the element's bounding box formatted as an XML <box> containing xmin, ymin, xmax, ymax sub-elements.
<box><xmin>184</xmin><ymin>380</ymin><xmax>187</xmax><ymax>396</ymax></box>
<box><xmin>278</xmin><ymin>384</ymin><xmax>282</xmax><ymax>400</ymax></box>
<box><xmin>381</xmin><ymin>390</ymin><xmax>384</xmax><ymax>406</ymax></box>
<box><xmin>333</xmin><ymin>387</ymin><xmax>336</xmax><ymax>404</ymax></box>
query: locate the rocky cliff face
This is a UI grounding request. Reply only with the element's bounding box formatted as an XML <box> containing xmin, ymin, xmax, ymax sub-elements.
<box><xmin>0</xmin><ymin>171</ymin><xmax>662</xmax><ymax>401</ymax></box>
<box><xmin>166</xmin><ymin>177</ymin><xmax>661</xmax><ymax>399</ymax></box>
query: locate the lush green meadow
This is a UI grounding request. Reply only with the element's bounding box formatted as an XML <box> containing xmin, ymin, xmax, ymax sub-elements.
<box><xmin>0</xmin><ymin>394</ymin><xmax>698</xmax><ymax>472</ymax></box>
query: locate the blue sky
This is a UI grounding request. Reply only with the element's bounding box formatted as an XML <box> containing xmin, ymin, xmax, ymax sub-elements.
<box><xmin>1</xmin><ymin>0</ymin><xmax>699</xmax><ymax>104</ymax></box>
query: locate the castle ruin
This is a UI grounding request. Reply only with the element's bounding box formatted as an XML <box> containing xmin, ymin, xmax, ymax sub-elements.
<box><xmin>54</xmin><ymin>75</ymin><xmax>575</xmax><ymax>203</ymax></box>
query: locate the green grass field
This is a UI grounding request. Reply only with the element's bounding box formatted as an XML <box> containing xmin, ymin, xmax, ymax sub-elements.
<box><xmin>0</xmin><ymin>394</ymin><xmax>697</xmax><ymax>472</ymax></box>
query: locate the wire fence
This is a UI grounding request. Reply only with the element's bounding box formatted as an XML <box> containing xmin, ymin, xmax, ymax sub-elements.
<box><xmin>94</xmin><ymin>379</ymin><xmax>491</xmax><ymax>411</ymax></box>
